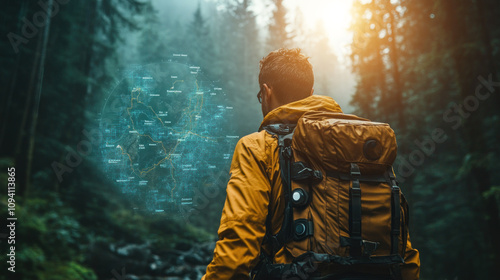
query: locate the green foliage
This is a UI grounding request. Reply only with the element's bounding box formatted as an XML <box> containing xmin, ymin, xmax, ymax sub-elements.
<box><xmin>0</xmin><ymin>184</ymin><xmax>92</xmax><ymax>279</ymax></box>
<box><xmin>149</xmin><ymin>215</ymin><xmax>213</xmax><ymax>250</ymax></box>
<box><xmin>483</xmin><ymin>186</ymin><xmax>500</xmax><ymax>200</ymax></box>
<box><xmin>0</xmin><ymin>156</ymin><xmax>213</xmax><ymax>279</ymax></box>
<box><xmin>37</xmin><ymin>262</ymin><xmax>97</xmax><ymax>280</ymax></box>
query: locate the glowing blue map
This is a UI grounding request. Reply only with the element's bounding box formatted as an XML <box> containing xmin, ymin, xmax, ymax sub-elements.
<box><xmin>99</xmin><ymin>61</ymin><xmax>237</xmax><ymax>212</ymax></box>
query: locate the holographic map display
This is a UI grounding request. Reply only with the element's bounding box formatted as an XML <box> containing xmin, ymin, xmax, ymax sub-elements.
<box><xmin>99</xmin><ymin>61</ymin><xmax>238</xmax><ymax>212</ymax></box>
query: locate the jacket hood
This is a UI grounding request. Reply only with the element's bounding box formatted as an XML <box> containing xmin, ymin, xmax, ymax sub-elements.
<box><xmin>258</xmin><ymin>95</ymin><xmax>343</xmax><ymax>131</ymax></box>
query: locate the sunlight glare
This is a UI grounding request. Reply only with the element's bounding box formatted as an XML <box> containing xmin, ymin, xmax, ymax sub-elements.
<box><xmin>286</xmin><ymin>0</ymin><xmax>355</xmax><ymax>64</ymax></box>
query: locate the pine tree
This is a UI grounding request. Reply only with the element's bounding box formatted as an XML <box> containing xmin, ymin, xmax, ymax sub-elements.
<box><xmin>186</xmin><ymin>2</ymin><xmax>217</xmax><ymax>77</ymax></box>
<box><xmin>267</xmin><ymin>0</ymin><xmax>292</xmax><ymax>51</ymax></box>
<box><xmin>213</xmin><ymin>0</ymin><xmax>262</xmax><ymax>136</ymax></box>
<box><xmin>136</xmin><ymin>1</ymin><xmax>170</xmax><ymax>64</ymax></box>
<box><xmin>350</xmin><ymin>0</ymin><xmax>405</xmax><ymax>130</ymax></box>
<box><xmin>307</xmin><ymin>21</ymin><xmax>339</xmax><ymax>96</ymax></box>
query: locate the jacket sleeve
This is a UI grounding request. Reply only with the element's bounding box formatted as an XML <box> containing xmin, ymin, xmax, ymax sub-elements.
<box><xmin>202</xmin><ymin>135</ymin><xmax>271</xmax><ymax>280</ymax></box>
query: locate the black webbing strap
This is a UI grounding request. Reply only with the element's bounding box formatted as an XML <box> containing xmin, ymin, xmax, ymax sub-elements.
<box><xmin>388</xmin><ymin>169</ymin><xmax>404</xmax><ymax>280</ymax></box>
<box><xmin>267</xmin><ymin>251</ymin><xmax>404</xmax><ymax>271</ymax></box>
<box><xmin>401</xmin><ymin>193</ymin><xmax>409</xmax><ymax>258</ymax></box>
<box><xmin>251</xmin><ymin>253</ymin><xmax>290</xmax><ymax>280</ymax></box>
<box><xmin>349</xmin><ymin>163</ymin><xmax>362</xmax><ymax>257</ymax></box>
<box><xmin>326</xmin><ymin>169</ymin><xmax>391</xmax><ymax>184</ymax></box>
<box><xmin>253</xmin><ymin>251</ymin><xmax>404</xmax><ymax>280</ymax></box>
<box><xmin>388</xmin><ymin>171</ymin><xmax>401</xmax><ymax>256</ymax></box>
<box><xmin>269</xmin><ymin>142</ymin><xmax>293</xmax><ymax>255</ymax></box>
<box><xmin>261</xmin><ymin>124</ymin><xmax>296</xmax><ymax>258</ymax></box>
<box><xmin>340</xmin><ymin>236</ymin><xmax>380</xmax><ymax>257</ymax></box>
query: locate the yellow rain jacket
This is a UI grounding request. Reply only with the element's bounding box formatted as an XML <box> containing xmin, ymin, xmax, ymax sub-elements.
<box><xmin>202</xmin><ymin>95</ymin><xmax>420</xmax><ymax>280</ymax></box>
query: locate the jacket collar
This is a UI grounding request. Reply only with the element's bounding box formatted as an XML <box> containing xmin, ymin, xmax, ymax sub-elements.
<box><xmin>258</xmin><ymin>95</ymin><xmax>343</xmax><ymax>131</ymax></box>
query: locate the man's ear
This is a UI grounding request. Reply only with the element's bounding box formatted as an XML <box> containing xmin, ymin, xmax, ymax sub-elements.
<box><xmin>310</xmin><ymin>88</ymin><xmax>314</xmax><ymax>96</ymax></box>
<box><xmin>262</xmin><ymin>83</ymin><xmax>272</xmax><ymax>100</ymax></box>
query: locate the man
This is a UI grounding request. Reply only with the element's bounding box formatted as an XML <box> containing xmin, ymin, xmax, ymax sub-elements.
<box><xmin>202</xmin><ymin>48</ymin><xmax>420</xmax><ymax>279</ymax></box>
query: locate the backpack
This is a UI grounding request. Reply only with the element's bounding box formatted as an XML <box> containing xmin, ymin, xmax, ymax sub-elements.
<box><xmin>252</xmin><ymin>111</ymin><xmax>409</xmax><ymax>280</ymax></box>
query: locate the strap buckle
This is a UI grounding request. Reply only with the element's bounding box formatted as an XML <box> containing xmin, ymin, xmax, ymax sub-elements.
<box><xmin>291</xmin><ymin>161</ymin><xmax>323</xmax><ymax>183</ymax></box>
<box><xmin>362</xmin><ymin>240</ymin><xmax>380</xmax><ymax>257</ymax></box>
<box><xmin>350</xmin><ymin>163</ymin><xmax>361</xmax><ymax>176</ymax></box>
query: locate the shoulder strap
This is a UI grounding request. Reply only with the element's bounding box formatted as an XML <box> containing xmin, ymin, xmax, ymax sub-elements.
<box><xmin>261</xmin><ymin>124</ymin><xmax>296</xmax><ymax>258</ymax></box>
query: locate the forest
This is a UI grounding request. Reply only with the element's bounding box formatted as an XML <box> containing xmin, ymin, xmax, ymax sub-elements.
<box><xmin>0</xmin><ymin>0</ymin><xmax>499</xmax><ymax>279</ymax></box>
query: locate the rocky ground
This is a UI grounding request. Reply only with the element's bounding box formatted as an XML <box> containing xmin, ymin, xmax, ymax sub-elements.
<box><xmin>90</xmin><ymin>240</ymin><xmax>216</xmax><ymax>280</ymax></box>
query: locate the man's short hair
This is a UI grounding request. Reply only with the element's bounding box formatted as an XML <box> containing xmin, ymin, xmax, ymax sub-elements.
<box><xmin>259</xmin><ymin>48</ymin><xmax>314</xmax><ymax>104</ymax></box>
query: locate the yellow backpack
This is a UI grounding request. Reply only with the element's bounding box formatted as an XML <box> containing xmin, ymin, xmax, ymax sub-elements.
<box><xmin>254</xmin><ymin>112</ymin><xmax>409</xmax><ymax>280</ymax></box>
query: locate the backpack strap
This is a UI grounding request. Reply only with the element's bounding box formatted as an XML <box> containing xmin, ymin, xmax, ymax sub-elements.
<box><xmin>401</xmin><ymin>192</ymin><xmax>409</xmax><ymax>256</ymax></box>
<box><xmin>252</xmin><ymin>124</ymin><xmax>296</xmax><ymax>279</ymax></box>
<box><xmin>260</xmin><ymin>124</ymin><xmax>296</xmax><ymax>258</ymax></box>
<box><xmin>326</xmin><ymin>169</ymin><xmax>391</xmax><ymax>184</ymax></box>
<box><xmin>388</xmin><ymin>170</ymin><xmax>406</xmax><ymax>258</ymax></box>
<box><xmin>254</xmin><ymin>251</ymin><xmax>405</xmax><ymax>280</ymax></box>
<box><xmin>349</xmin><ymin>163</ymin><xmax>363</xmax><ymax>257</ymax></box>
<box><xmin>388</xmin><ymin>170</ymin><xmax>405</xmax><ymax>280</ymax></box>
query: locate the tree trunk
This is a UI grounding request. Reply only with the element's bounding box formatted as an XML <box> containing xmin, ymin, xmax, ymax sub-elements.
<box><xmin>443</xmin><ymin>0</ymin><xmax>500</xmax><ymax>275</ymax></box>
<box><xmin>387</xmin><ymin>4</ymin><xmax>405</xmax><ymax>131</ymax></box>
<box><xmin>475</xmin><ymin>0</ymin><xmax>500</xmax><ymax>106</ymax></box>
<box><xmin>0</xmin><ymin>1</ymin><xmax>29</xmax><ymax>149</ymax></box>
<box><xmin>25</xmin><ymin>0</ymin><xmax>54</xmax><ymax>195</ymax></box>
